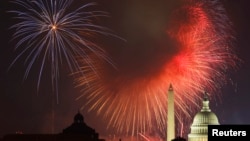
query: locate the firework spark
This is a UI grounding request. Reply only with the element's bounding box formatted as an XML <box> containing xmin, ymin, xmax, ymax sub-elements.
<box><xmin>8</xmin><ymin>0</ymin><xmax>121</xmax><ymax>101</ymax></box>
<box><xmin>75</xmin><ymin>0</ymin><xmax>239</xmax><ymax>138</ymax></box>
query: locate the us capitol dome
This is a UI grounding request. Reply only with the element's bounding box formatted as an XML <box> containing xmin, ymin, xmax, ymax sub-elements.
<box><xmin>188</xmin><ymin>92</ymin><xmax>220</xmax><ymax>141</ymax></box>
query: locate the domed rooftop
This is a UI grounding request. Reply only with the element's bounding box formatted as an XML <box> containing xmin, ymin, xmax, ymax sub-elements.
<box><xmin>188</xmin><ymin>92</ymin><xmax>219</xmax><ymax>141</ymax></box>
<box><xmin>193</xmin><ymin>111</ymin><xmax>219</xmax><ymax>126</ymax></box>
<box><xmin>74</xmin><ymin>111</ymin><xmax>84</xmax><ymax>123</ymax></box>
<box><xmin>63</xmin><ymin>111</ymin><xmax>100</xmax><ymax>138</ymax></box>
<box><xmin>192</xmin><ymin>94</ymin><xmax>219</xmax><ymax>126</ymax></box>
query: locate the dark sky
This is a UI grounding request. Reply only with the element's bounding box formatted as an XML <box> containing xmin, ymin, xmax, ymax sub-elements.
<box><xmin>1</xmin><ymin>0</ymin><xmax>250</xmax><ymax>140</ymax></box>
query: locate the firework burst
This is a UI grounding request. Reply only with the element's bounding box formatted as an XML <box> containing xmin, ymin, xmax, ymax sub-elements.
<box><xmin>75</xmin><ymin>0</ymin><xmax>239</xmax><ymax>138</ymax></box>
<box><xmin>9</xmin><ymin>0</ymin><xmax>120</xmax><ymax>101</ymax></box>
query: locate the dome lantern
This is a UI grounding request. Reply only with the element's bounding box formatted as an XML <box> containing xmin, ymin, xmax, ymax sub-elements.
<box><xmin>74</xmin><ymin>111</ymin><xmax>84</xmax><ymax>123</ymax></box>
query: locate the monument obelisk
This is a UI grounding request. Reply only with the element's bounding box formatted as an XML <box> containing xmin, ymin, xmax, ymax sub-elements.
<box><xmin>167</xmin><ymin>84</ymin><xmax>175</xmax><ymax>141</ymax></box>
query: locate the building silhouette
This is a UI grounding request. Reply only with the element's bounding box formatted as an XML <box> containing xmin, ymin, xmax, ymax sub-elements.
<box><xmin>0</xmin><ymin>112</ymin><xmax>105</xmax><ymax>141</ymax></box>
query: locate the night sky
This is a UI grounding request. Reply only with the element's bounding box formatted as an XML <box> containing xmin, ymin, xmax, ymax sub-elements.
<box><xmin>1</xmin><ymin>0</ymin><xmax>250</xmax><ymax>140</ymax></box>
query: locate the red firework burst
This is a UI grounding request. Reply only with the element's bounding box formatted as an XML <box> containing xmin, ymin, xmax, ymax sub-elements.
<box><xmin>74</xmin><ymin>0</ymin><xmax>239</xmax><ymax>137</ymax></box>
